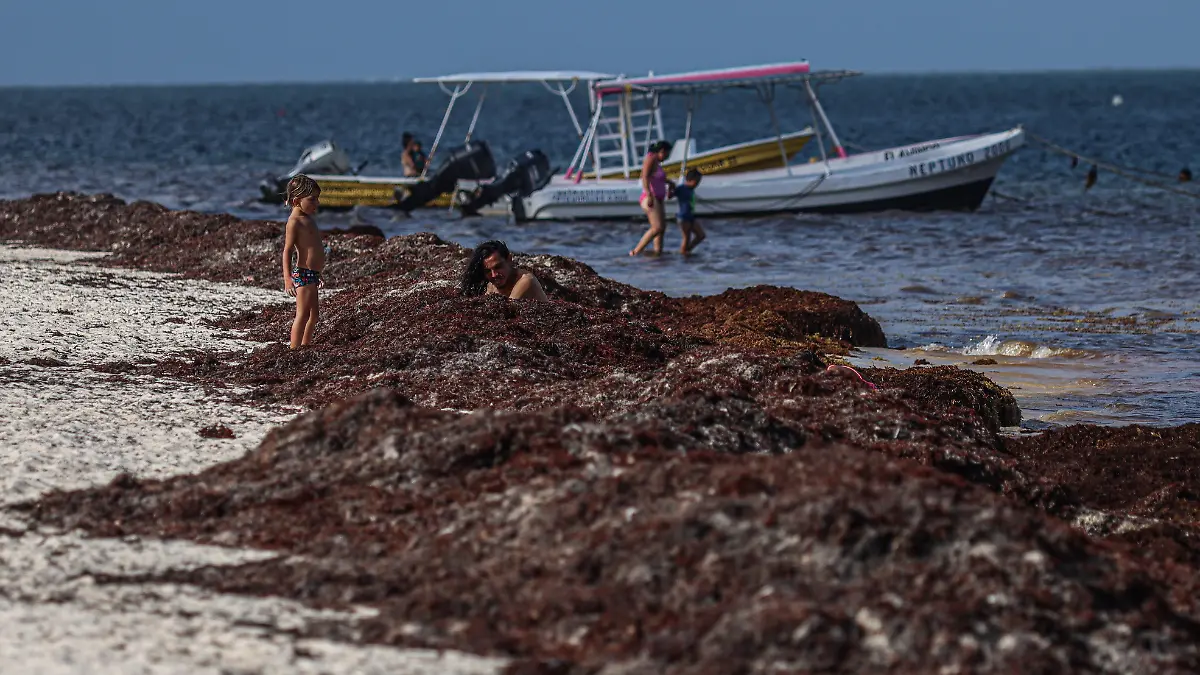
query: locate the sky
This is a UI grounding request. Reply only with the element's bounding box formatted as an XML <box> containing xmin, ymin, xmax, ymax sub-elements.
<box><xmin>1</xmin><ymin>0</ymin><xmax>1197</xmax><ymax>86</ymax></box>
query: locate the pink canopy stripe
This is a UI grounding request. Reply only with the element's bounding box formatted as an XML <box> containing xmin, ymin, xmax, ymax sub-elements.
<box><xmin>595</xmin><ymin>61</ymin><xmax>812</xmax><ymax>95</ymax></box>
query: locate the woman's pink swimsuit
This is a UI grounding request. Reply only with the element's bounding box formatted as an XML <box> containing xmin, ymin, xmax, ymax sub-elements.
<box><xmin>641</xmin><ymin>155</ymin><xmax>667</xmax><ymax>203</ymax></box>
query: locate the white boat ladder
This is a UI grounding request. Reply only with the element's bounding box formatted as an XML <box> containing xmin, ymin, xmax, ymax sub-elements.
<box><xmin>588</xmin><ymin>89</ymin><xmax>665</xmax><ymax>178</ymax></box>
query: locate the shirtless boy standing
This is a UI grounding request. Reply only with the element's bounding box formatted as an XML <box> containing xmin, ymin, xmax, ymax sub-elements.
<box><xmin>459</xmin><ymin>240</ymin><xmax>548</xmax><ymax>300</ymax></box>
<box><xmin>281</xmin><ymin>174</ymin><xmax>325</xmax><ymax>348</ymax></box>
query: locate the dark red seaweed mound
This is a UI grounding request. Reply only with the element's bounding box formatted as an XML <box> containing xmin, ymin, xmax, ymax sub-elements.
<box><xmin>27</xmin><ymin>389</ymin><xmax>1200</xmax><ymax>673</ymax></box>
<box><xmin>2</xmin><ymin>194</ymin><xmax>886</xmax><ymax>374</ymax></box>
<box><xmin>197</xmin><ymin>424</ymin><xmax>236</xmax><ymax>439</ymax></box>
<box><xmin>1006</xmin><ymin>424</ymin><xmax>1200</xmax><ymax>572</ymax></box>
<box><xmin>20</xmin><ymin>194</ymin><xmax>1198</xmax><ymax>671</ymax></box>
<box><xmin>0</xmin><ymin>192</ymin><xmax>381</xmax><ymax>289</ymax></box>
<box><xmin>1007</xmin><ymin>424</ymin><xmax>1200</xmax><ymax>521</ymax></box>
<box><xmin>666</xmin><ymin>284</ymin><xmax>888</xmax><ymax>350</ymax></box>
<box><xmin>154</xmin><ymin>281</ymin><xmax>694</xmax><ymax>410</ymax></box>
<box><xmin>865</xmin><ymin>365</ymin><xmax>1022</xmax><ymax>433</ymax></box>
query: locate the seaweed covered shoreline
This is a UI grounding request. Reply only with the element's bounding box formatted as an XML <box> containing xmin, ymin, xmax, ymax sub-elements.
<box><xmin>5</xmin><ymin>192</ymin><xmax>1200</xmax><ymax>673</ymax></box>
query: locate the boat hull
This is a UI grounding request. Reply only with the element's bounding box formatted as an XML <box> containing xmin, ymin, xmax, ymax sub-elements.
<box><xmin>295</xmin><ymin>132</ymin><xmax>815</xmax><ymax>209</ymax></box>
<box><xmin>798</xmin><ymin>175</ymin><xmax>995</xmax><ymax>214</ymax></box>
<box><xmin>587</xmin><ymin>131</ymin><xmax>813</xmax><ymax>180</ymax></box>
<box><xmin>300</xmin><ymin>177</ymin><xmax>454</xmax><ymax>210</ymax></box>
<box><xmin>517</xmin><ymin>128</ymin><xmax>1025</xmax><ymax>220</ymax></box>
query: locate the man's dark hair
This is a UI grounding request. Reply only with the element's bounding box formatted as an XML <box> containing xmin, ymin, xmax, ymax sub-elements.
<box><xmin>685</xmin><ymin>168</ymin><xmax>702</xmax><ymax>183</ymax></box>
<box><xmin>461</xmin><ymin>240</ymin><xmax>511</xmax><ymax>296</ymax></box>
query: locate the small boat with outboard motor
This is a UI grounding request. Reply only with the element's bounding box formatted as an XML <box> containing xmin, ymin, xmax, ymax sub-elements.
<box><xmin>256</xmin><ymin>70</ymin><xmax>815</xmax><ymax>210</ymax></box>
<box><xmin>396</xmin><ymin>61</ymin><xmax>1025</xmax><ymax>221</ymax></box>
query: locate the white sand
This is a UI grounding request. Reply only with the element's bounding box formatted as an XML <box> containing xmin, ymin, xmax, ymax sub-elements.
<box><xmin>0</xmin><ymin>245</ymin><xmax>505</xmax><ymax>674</ymax></box>
<box><xmin>0</xmin><ymin>245</ymin><xmax>296</xmax><ymax>505</ymax></box>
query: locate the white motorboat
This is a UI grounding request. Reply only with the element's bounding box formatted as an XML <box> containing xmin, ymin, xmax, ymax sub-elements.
<box><xmin>259</xmin><ymin>69</ymin><xmax>815</xmax><ymax>210</ymax></box>
<box><xmin>509</xmin><ymin>61</ymin><xmax>1024</xmax><ymax>221</ymax></box>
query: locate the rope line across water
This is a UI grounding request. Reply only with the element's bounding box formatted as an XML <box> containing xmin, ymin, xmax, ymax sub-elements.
<box><xmin>1024</xmin><ymin>131</ymin><xmax>1200</xmax><ymax>200</ymax></box>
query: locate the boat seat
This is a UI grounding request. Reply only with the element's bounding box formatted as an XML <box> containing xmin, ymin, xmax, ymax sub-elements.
<box><xmin>665</xmin><ymin>139</ymin><xmax>698</xmax><ymax>164</ymax></box>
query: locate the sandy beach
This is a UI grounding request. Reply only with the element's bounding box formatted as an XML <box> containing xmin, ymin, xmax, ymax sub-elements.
<box><xmin>0</xmin><ymin>245</ymin><xmax>295</xmax><ymax>505</ymax></box>
<box><xmin>0</xmin><ymin>244</ymin><xmax>505</xmax><ymax>674</ymax></box>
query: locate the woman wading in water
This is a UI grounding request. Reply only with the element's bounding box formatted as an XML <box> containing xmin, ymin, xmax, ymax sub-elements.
<box><xmin>629</xmin><ymin>140</ymin><xmax>673</xmax><ymax>256</ymax></box>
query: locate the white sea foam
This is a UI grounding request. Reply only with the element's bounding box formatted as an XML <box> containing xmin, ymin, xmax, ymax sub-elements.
<box><xmin>963</xmin><ymin>335</ymin><xmax>1090</xmax><ymax>359</ymax></box>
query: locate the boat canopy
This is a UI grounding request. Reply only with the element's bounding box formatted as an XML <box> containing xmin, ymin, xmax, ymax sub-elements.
<box><xmin>566</xmin><ymin>61</ymin><xmax>861</xmax><ymax>182</ymax></box>
<box><xmin>411</xmin><ymin>71</ymin><xmax>614</xmax><ymax>175</ymax></box>
<box><xmin>413</xmin><ymin>70</ymin><xmax>614</xmax><ymax>85</ymax></box>
<box><xmin>594</xmin><ymin>61</ymin><xmax>860</xmax><ymax>95</ymax></box>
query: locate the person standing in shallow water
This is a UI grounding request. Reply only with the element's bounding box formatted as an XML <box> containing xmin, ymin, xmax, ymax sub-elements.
<box><xmin>282</xmin><ymin>174</ymin><xmax>325</xmax><ymax>349</ymax></box>
<box><xmin>630</xmin><ymin>140</ymin><xmax>673</xmax><ymax>257</ymax></box>
<box><xmin>673</xmin><ymin>168</ymin><xmax>706</xmax><ymax>254</ymax></box>
<box><xmin>460</xmin><ymin>240</ymin><xmax>548</xmax><ymax>301</ymax></box>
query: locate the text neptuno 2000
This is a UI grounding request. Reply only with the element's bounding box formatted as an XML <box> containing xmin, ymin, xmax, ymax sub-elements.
<box><xmin>906</xmin><ymin>139</ymin><xmax>1012</xmax><ymax>178</ymax></box>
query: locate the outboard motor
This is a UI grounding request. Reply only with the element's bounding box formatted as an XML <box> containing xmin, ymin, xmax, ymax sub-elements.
<box><xmin>394</xmin><ymin>140</ymin><xmax>497</xmax><ymax>213</ymax></box>
<box><xmin>460</xmin><ymin>149</ymin><xmax>552</xmax><ymax>217</ymax></box>
<box><xmin>258</xmin><ymin>141</ymin><xmax>353</xmax><ymax>204</ymax></box>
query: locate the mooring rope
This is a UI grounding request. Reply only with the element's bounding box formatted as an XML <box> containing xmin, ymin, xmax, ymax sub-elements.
<box><xmin>1024</xmin><ymin>131</ymin><xmax>1200</xmax><ymax>200</ymax></box>
<box><xmin>685</xmin><ymin>133</ymin><xmax>1198</xmax><ymax>214</ymax></box>
<box><xmin>847</xmin><ymin>134</ymin><xmax>1197</xmax><ymax>202</ymax></box>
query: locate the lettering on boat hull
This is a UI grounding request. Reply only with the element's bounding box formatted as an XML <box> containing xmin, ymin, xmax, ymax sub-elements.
<box><xmin>909</xmin><ymin>152</ymin><xmax>977</xmax><ymax>177</ymax></box>
<box><xmin>904</xmin><ymin>138</ymin><xmax>1013</xmax><ymax>177</ymax></box>
<box><xmin>884</xmin><ymin>142</ymin><xmax>942</xmax><ymax>161</ymax></box>
<box><xmin>983</xmin><ymin>139</ymin><xmax>1012</xmax><ymax>159</ymax></box>
<box><xmin>550</xmin><ymin>189</ymin><xmax>629</xmax><ymax>204</ymax></box>
<box><xmin>689</xmin><ymin>155</ymin><xmax>740</xmax><ymax>173</ymax></box>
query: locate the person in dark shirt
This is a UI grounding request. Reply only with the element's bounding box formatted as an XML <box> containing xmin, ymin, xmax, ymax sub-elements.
<box><xmin>672</xmin><ymin>168</ymin><xmax>706</xmax><ymax>254</ymax></box>
<box><xmin>401</xmin><ymin>132</ymin><xmax>427</xmax><ymax>177</ymax></box>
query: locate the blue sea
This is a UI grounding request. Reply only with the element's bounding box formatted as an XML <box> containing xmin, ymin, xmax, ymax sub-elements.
<box><xmin>2</xmin><ymin>71</ymin><xmax>1198</xmax><ymax>427</ymax></box>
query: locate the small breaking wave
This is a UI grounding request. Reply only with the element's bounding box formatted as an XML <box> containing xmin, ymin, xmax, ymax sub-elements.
<box><xmin>963</xmin><ymin>335</ymin><xmax>1093</xmax><ymax>359</ymax></box>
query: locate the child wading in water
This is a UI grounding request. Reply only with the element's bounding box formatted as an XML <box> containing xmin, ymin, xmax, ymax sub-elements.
<box><xmin>673</xmin><ymin>168</ymin><xmax>706</xmax><ymax>254</ymax></box>
<box><xmin>281</xmin><ymin>175</ymin><xmax>324</xmax><ymax>349</ymax></box>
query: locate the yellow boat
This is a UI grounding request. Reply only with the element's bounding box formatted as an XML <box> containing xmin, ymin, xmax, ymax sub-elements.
<box><xmin>309</xmin><ymin>176</ymin><xmax>454</xmax><ymax>210</ymax></box>
<box><xmin>268</xmin><ymin>71</ymin><xmax>816</xmax><ymax>210</ymax></box>
<box><xmin>311</xmin><ymin>131</ymin><xmax>812</xmax><ymax>210</ymax></box>
<box><xmin>588</xmin><ymin>130</ymin><xmax>813</xmax><ymax>180</ymax></box>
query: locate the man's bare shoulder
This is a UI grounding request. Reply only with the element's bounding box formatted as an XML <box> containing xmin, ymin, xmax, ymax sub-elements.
<box><xmin>511</xmin><ymin>269</ymin><xmax>548</xmax><ymax>301</ymax></box>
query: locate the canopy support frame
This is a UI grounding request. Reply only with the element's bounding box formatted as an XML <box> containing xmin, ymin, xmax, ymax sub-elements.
<box><xmin>423</xmin><ymin>81</ymin><xmax>473</xmax><ymax>178</ymax></box>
